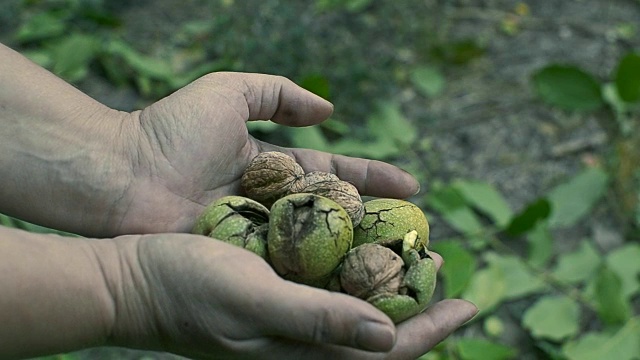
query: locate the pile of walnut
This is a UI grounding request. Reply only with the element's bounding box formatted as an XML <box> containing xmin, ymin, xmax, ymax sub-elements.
<box><xmin>192</xmin><ymin>151</ymin><xmax>436</xmax><ymax>324</ymax></box>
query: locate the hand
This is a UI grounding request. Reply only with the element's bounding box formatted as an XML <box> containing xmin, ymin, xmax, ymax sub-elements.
<box><xmin>103</xmin><ymin>234</ymin><xmax>477</xmax><ymax>360</ymax></box>
<box><xmin>113</xmin><ymin>72</ymin><xmax>419</xmax><ymax>235</ymax></box>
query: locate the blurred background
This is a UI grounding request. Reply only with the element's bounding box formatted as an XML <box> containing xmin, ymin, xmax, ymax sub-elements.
<box><xmin>1</xmin><ymin>0</ymin><xmax>639</xmax><ymax>359</ymax></box>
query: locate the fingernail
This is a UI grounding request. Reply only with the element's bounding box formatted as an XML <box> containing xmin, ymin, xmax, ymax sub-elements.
<box><xmin>412</xmin><ymin>182</ymin><xmax>421</xmax><ymax>196</ymax></box>
<box><xmin>355</xmin><ymin>321</ymin><xmax>395</xmax><ymax>352</ymax></box>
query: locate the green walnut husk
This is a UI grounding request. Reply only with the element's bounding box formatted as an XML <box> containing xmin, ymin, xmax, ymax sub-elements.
<box><xmin>192</xmin><ymin>196</ymin><xmax>270</xmax><ymax>260</ymax></box>
<box><xmin>268</xmin><ymin>193</ymin><xmax>353</xmax><ymax>287</ymax></box>
<box><xmin>340</xmin><ymin>231</ymin><xmax>437</xmax><ymax>324</ymax></box>
<box><xmin>353</xmin><ymin>199</ymin><xmax>430</xmax><ymax>249</ymax></box>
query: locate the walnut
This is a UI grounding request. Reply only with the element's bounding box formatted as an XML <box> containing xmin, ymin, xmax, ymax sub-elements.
<box><xmin>241</xmin><ymin>152</ymin><xmax>304</xmax><ymax>207</ymax></box>
<box><xmin>340</xmin><ymin>243</ymin><xmax>405</xmax><ymax>300</ymax></box>
<box><xmin>268</xmin><ymin>193</ymin><xmax>353</xmax><ymax>287</ymax></box>
<box><xmin>339</xmin><ymin>231</ymin><xmax>437</xmax><ymax>324</ymax></box>
<box><xmin>294</xmin><ymin>172</ymin><xmax>364</xmax><ymax>226</ymax></box>
<box><xmin>192</xmin><ymin>196</ymin><xmax>270</xmax><ymax>260</ymax></box>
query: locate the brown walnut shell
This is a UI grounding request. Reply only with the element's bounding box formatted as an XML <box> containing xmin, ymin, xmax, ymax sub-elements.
<box><xmin>340</xmin><ymin>243</ymin><xmax>405</xmax><ymax>300</ymax></box>
<box><xmin>294</xmin><ymin>171</ymin><xmax>364</xmax><ymax>226</ymax></box>
<box><xmin>241</xmin><ymin>152</ymin><xmax>304</xmax><ymax>207</ymax></box>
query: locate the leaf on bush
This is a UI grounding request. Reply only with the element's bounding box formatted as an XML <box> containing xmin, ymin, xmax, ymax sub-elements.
<box><xmin>615</xmin><ymin>53</ymin><xmax>640</xmax><ymax>103</ymax></box>
<box><xmin>287</xmin><ymin>126</ymin><xmax>329</xmax><ymax>152</ymax></box>
<box><xmin>430</xmin><ymin>240</ymin><xmax>477</xmax><ymax>297</ymax></box>
<box><xmin>462</xmin><ymin>262</ymin><xmax>506</xmax><ymax>316</ymax></box>
<box><xmin>562</xmin><ymin>318</ymin><xmax>640</xmax><ymax>360</ymax></box>
<box><xmin>504</xmin><ymin>198</ymin><xmax>551</xmax><ymax>236</ymax></box>
<box><xmin>522</xmin><ymin>295</ymin><xmax>581</xmax><ymax>341</ymax></box>
<box><xmin>594</xmin><ymin>265</ymin><xmax>631</xmax><ymax>326</ymax></box>
<box><xmin>456</xmin><ymin>338</ymin><xmax>517</xmax><ymax>360</ymax></box>
<box><xmin>551</xmin><ymin>240</ymin><xmax>601</xmax><ymax>284</ymax></box>
<box><xmin>107</xmin><ymin>39</ymin><xmax>173</xmax><ymax>80</ymax></box>
<box><xmin>49</xmin><ymin>33</ymin><xmax>99</xmax><ymax>82</ymax></box>
<box><xmin>485</xmin><ymin>253</ymin><xmax>547</xmax><ymax>300</ymax></box>
<box><xmin>532</xmin><ymin>65</ymin><xmax>604</xmax><ymax>111</ymax></box>
<box><xmin>526</xmin><ymin>223</ymin><xmax>554</xmax><ymax>268</ymax></box>
<box><xmin>605</xmin><ymin>243</ymin><xmax>640</xmax><ymax>299</ymax></box>
<box><xmin>367</xmin><ymin>102</ymin><xmax>417</xmax><ymax>150</ymax></box>
<box><xmin>453</xmin><ymin>179</ymin><xmax>513</xmax><ymax>228</ymax></box>
<box><xmin>547</xmin><ymin>167</ymin><xmax>609</xmax><ymax>228</ymax></box>
<box><xmin>15</xmin><ymin>12</ymin><xmax>67</xmax><ymax>43</ymax></box>
<box><xmin>426</xmin><ymin>186</ymin><xmax>484</xmax><ymax>237</ymax></box>
<box><xmin>299</xmin><ymin>74</ymin><xmax>331</xmax><ymax>100</ymax></box>
<box><xmin>411</xmin><ymin>66</ymin><xmax>446</xmax><ymax>98</ymax></box>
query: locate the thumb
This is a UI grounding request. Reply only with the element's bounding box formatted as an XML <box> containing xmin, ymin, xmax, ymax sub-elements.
<box><xmin>256</xmin><ymin>281</ymin><xmax>397</xmax><ymax>352</ymax></box>
<box><xmin>209</xmin><ymin>72</ymin><xmax>334</xmax><ymax>126</ymax></box>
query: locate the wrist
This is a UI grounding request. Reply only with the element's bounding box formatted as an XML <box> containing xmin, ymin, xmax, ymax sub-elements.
<box><xmin>90</xmin><ymin>234</ymin><xmax>162</xmax><ymax>351</ymax></box>
<box><xmin>0</xmin><ymin>227</ymin><xmax>117</xmax><ymax>357</ymax></box>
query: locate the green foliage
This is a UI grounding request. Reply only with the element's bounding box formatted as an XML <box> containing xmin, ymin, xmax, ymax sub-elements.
<box><xmin>594</xmin><ymin>265</ymin><xmax>631</xmax><ymax>326</ymax></box>
<box><xmin>504</xmin><ymin>198</ymin><xmax>551</xmax><ymax>236</ymax></box>
<box><xmin>411</xmin><ymin>66</ymin><xmax>446</xmax><ymax>98</ymax></box>
<box><xmin>562</xmin><ymin>318</ymin><xmax>640</xmax><ymax>360</ymax></box>
<box><xmin>456</xmin><ymin>338</ymin><xmax>517</xmax><ymax>360</ymax></box>
<box><xmin>430</xmin><ymin>240</ymin><xmax>476</xmax><ymax>298</ymax></box>
<box><xmin>551</xmin><ymin>240</ymin><xmax>600</xmax><ymax>284</ymax></box>
<box><xmin>0</xmin><ymin>214</ymin><xmax>80</xmax><ymax>237</ymax></box>
<box><xmin>546</xmin><ymin>167</ymin><xmax>609</xmax><ymax>228</ymax></box>
<box><xmin>532</xmin><ymin>65</ymin><xmax>604</xmax><ymax>111</ymax></box>
<box><xmin>314</xmin><ymin>0</ymin><xmax>373</xmax><ymax>13</ymax></box>
<box><xmin>424</xmin><ymin>167</ymin><xmax>637</xmax><ymax>359</ymax></box>
<box><xmin>522</xmin><ymin>295</ymin><xmax>581</xmax><ymax>341</ymax></box>
<box><xmin>615</xmin><ymin>53</ymin><xmax>640</xmax><ymax>103</ymax></box>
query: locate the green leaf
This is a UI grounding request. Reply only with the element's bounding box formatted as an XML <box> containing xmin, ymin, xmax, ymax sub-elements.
<box><xmin>299</xmin><ymin>74</ymin><xmax>331</xmax><ymax>100</ymax></box>
<box><xmin>462</xmin><ymin>262</ymin><xmax>506</xmax><ymax>316</ymax></box>
<box><xmin>49</xmin><ymin>33</ymin><xmax>99</xmax><ymax>82</ymax></box>
<box><xmin>485</xmin><ymin>253</ymin><xmax>547</xmax><ymax>300</ymax></box>
<box><xmin>526</xmin><ymin>223</ymin><xmax>554</xmax><ymax>268</ymax></box>
<box><xmin>547</xmin><ymin>167</ymin><xmax>609</xmax><ymax>228</ymax></box>
<box><xmin>411</xmin><ymin>66</ymin><xmax>446</xmax><ymax>98</ymax></box>
<box><xmin>562</xmin><ymin>318</ymin><xmax>640</xmax><ymax>360</ymax></box>
<box><xmin>615</xmin><ymin>53</ymin><xmax>640</xmax><ymax>103</ymax></box>
<box><xmin>426</xmin><ymin>186</ymin><xmax>484</xmax><ymax>237</ymax></box>
<box><xmin>107</xmin><ymin>39</ymin><xmax>173</xmax><ymax>80</ymax></box>
<box><xmin>504</xmin><ymin>198</ymin><xmax>551</xmax><ymax>236</ymax></box>
<box><xmin>522</xmin><ymin>295</ymin><xmax>581</xmax><ymax>341</ymax></box>
<box><xmin>367</xmin><ymin>102</ymin><xmax>417</xmax><ymax>150</ymax></box>
<box><xmin>605</xmin><ymin>243</ymin><xmax>640</xmax><ymax>299</ymax></box>
<box><xmin>430</xmin><ymin>240</ymin><xmax>477</xmax><ymax>297</ymax></box>
<box><xmin>330</xmin><ymin>138</ymin><xmax>399</xmax><ymax>159</ymax></box>
<box><xmin>456</xmin><ymin>338</ymin><xmax>517</xmax><ymax>360</ymax></box>
<box><xmin>287</xmin><ymin>126</ymin><xmax>329</xmax><ymax>151</ymax></box>
<box><xmin>15</xmin><ymin>12</ymin><xmax>67</xmax><ymax>43</ymax></box>
<box><xmin>551</xmin><ymin>240</ymin><xmax>601</xmax><ymax>284</ymax></box>
<box><xmin>533</xmin><ymin>65</ymin><xmax>604</xmax><ymax>111</ymax></box>
<box><xmin>452</xmin><ymin>179</ymin><xmax>513</xmax><ymax>227</ymax></box>
<box><xmin>594</xmin><ymin>265</ymin><xmax>631</xmax><ymax>326</ymax></box>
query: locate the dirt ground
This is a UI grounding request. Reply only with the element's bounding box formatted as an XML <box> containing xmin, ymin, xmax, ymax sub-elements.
<box><xmin>2</xmin><ymin>0</ymin><xmax>639</xmax><ymax>359</ymax></box>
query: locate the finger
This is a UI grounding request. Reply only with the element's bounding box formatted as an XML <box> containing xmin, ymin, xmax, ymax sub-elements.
<box><xmin>253</xmin><ymin>142</ymin><xmax>420</xmax><ymax>198</ymax></box>
<box><xmin>391</xmin><ymin>299</ymin><xmax>478</xmax><ymax>359</ymax></box>
<box><xmin>235</xmin><ymin>299</ymin><xmax>477</xmax><ymax>360</ymax></box>
<box><xmin>291</xmin><ymin>150</ymin><xmax>420</xmax><ymax>198</ymax></box>
<box><xmin>208</xmin><ymin>72</ymin><xmax>333</xmax><ymax>125</ymax></box>
<box><xmin>253</xmin><ymin>281</ymin><xmax>397</xmax><ymax>352</ymax></box>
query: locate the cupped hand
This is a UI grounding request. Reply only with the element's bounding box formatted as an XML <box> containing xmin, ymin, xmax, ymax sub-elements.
<box><xmin>114</xmin><ymin>72</ymin><xmax>419</xmax><ymax>235</ymax></box>
<box><xmin>105</xmin><ymin>234</ymin><xmax>477</xmax><ymax>360</ymax></box>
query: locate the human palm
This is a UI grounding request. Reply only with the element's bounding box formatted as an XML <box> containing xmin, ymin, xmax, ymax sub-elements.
<box><xmin>117</xmin><ymin>73</ymin><xmax>419</xmax><ymax>234</ymax></box>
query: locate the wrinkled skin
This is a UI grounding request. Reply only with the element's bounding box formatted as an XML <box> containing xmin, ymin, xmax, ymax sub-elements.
<box><xmin>104</xmin><ymin>233</ymin><xmax>478</xmax><ymax>360</ymax></box>
<box><xmin>0</xmin><ymin>48</ymin><xmax>478</xmax><ymax>360</ymax></box>
<box><xmin>108</xmin><ymin>73</ymin><xmax>426</xmax><ymax>237</ymax></box>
